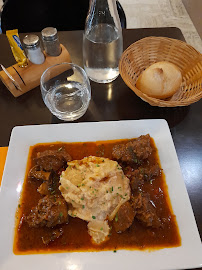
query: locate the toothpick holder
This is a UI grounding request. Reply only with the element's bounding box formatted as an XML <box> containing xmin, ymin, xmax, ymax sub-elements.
<box><xmin>0</xmin><ymin>44</ymin><xmax>71</xmax><ymax>97</ymax></box>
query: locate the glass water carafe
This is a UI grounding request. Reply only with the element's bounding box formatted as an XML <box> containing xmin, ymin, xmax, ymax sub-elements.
<box><xmin>83</xmin><ymin>0</ymin><xmax>123</xmax><ymax>83</ymax></box>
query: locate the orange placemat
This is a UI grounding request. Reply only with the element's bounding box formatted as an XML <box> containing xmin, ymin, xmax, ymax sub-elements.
<box><xmin>0</xmin><ymin>147</ymin><xmax>8</xmax><ymax>186</ymax></box>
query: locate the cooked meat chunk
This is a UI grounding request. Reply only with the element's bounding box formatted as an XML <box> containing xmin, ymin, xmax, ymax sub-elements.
<box><xmin>37</xmin><ymin>182</ymin><xmax>50</xmax><ymax>196</ymax></box>
<box><xmin>113</xmin><ymin>201</ymin><xmax>136</xmax><ymax>233</ymax></box>
<box><xmin>35</xmin><ymin>149</ymin><xmax>72</xmax><ymax>172</ymax></box>
<box><xmin>42</xmin><ymin>228</ymin><xmax>63</xmax><ymax>245</ymax></box>
<box><xmin>29</xmin><ymin>165</ymin><xmax>51</xmax><ymax>181</ymax></box>
<box><xmin>125</xmin><ymin>167</ymin><xmax>144</xmax><ymax>190</ymax></box>
<box><xmin>37</xmin><ymin>173</ymin><xmax>61</xmax><ymax>196</ymax></box>
<box><xmin>112</xmin><ymin>134</ymin><xmax>152</xmax><ymax>164</ymax></box>
<box><xmin>131</xmin><ymin>193</ymin><xmax>162</xmax><ymax>228</ymax></box>
<box><xmin>142</xmin><ymin>164</ymin><xmax>161</xmax><ymax>182</ymax></box>
<box><xmin>26</xmin><ymin>195</ymin><xmax>68</xmax><ymax>227</ymax></box>
<box><xmin>130</xmin><ymin>170</ymin><xmax>144</xmax><ymax>190</ymax></box>
<box><xmin>126</xmin><ymin>164</ymin><xmax>161</xmax><ymax>190</ymax></box>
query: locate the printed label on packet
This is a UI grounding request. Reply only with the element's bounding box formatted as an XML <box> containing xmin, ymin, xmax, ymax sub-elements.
<box><xmin>6</xmin><ymin>29</ymin><xmax>28</xmax><ymax>67</ymax></box>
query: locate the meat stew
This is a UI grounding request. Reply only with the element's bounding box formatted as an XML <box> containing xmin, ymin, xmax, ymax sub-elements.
<box><xmin>14</xmin><ymin>135</ymin><xmax>181</xmax><ymax>254</ymax></box>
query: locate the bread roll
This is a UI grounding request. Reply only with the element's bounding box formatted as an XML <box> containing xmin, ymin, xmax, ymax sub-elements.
<box><xmin>136</xmin><ymin>61</ymin><xmax>182</xmax><ymax>99</ymax></box>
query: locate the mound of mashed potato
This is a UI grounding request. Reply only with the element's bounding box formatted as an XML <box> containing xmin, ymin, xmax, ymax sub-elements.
<box><xmin>59</xmin><ymin>156</ymin><xmax>130</xmax><ymax>244</ymax></box>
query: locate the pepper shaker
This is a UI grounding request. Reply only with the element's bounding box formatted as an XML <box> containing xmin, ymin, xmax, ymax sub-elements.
<box><xmin>23</xmin><ymin>35</ymin><xmax>45</xmax><ymax>65</ymax></box>
<box><xmin>41</xmin><ymin>27</ymin><xmax>61</xmax><ymax>56</ymax></box>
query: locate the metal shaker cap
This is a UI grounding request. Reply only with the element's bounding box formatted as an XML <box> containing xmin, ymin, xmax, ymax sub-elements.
<box><xmin>41</xmin><ymin>27</ymin><xmax>58</xmax><ymax>41</ymax></box>
<box><xmin>23</xmin><ymin>34</ymin><xmax>40</xmax><ymax>49</ymax></box>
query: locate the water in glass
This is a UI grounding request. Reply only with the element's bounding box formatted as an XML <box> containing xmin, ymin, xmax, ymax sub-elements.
<box><xmin>44</xmin><ymin>82</ymin><xmax>90</xmax><ymax>121</ymax></box>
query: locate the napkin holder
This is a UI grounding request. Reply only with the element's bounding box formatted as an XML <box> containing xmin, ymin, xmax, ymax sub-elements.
<box><xmin>0</xmin><ymin>44</ymin><xmax>71</xmax><ymax>97</ymax></box>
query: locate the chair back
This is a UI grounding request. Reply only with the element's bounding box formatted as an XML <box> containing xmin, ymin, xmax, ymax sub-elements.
<box><xmin>1</xmin><ymin>0</ymin><xmax>126</xmax><ymax>33</ymax></box>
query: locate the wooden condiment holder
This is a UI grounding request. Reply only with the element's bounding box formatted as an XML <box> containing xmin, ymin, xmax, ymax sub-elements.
<box><xmin>0</xmin><ymin>44</ymin><xmax>71</xmax><ymax>97</ymax></box>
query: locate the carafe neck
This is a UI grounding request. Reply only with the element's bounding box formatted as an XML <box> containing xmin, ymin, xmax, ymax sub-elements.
<box><xmin>85</xmin><ymin>0</ymin><xmax>121</xmax><ymax>33</ymax></box>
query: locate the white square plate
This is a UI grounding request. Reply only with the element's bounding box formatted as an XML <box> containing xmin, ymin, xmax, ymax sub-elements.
<box><xmin>0</xmin><ymin>120</ymin><xmax>201</xmax><ymax>270</ymax></box>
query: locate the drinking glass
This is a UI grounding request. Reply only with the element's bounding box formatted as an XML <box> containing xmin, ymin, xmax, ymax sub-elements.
<box><xmin>40</xmin><ymin>63</ymin><xmax>91</xmax><ymax>121</ymax></box>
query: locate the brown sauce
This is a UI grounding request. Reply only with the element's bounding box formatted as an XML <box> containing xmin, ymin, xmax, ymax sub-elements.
<box><xmin>13</xmin><ymin>138</ymin><xmax>181</xmax><ymax>254</ymax></box>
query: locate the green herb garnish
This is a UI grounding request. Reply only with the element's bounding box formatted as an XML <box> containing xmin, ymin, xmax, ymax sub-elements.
<box><xmin>115</xmin><ymin>213</ymin><xmax>118</xmax><ymax>222</ymax></box>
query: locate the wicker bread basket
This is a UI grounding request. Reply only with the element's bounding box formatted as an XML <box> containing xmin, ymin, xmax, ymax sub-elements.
<box><xmin>119</xmin><ymin>37</ymin><xmax>202</xmax><ymax>107</ymax></box>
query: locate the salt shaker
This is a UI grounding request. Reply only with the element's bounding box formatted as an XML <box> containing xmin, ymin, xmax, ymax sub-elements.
<box><xmin>23</xmin><ymin>35</ymin><xmax>45</xmax><ymax>65</ymax></box>
<box><xmin>83</xmin><ymin>0</ymin><xmax>123</xmax><ymax>83</ymax></box>
<box><xmin>41</xmin><ymin>27</ymin><xmax>61</xmax><ymax>56</ymax></box>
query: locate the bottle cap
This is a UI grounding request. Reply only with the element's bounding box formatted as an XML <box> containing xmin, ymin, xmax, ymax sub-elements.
<box><xmin>41</xmin><ymin>27</ymin><xmax>58</xmax><ymax>41</ymax></box>
<box><xmin>23</xmin><ymin>35</ymin><xmax>40</xmax><ymax>49</ymax></box>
